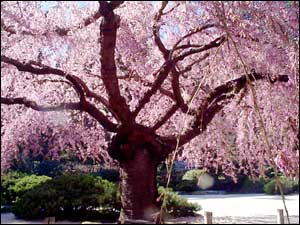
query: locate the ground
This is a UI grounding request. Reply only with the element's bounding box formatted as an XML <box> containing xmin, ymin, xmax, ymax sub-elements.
<box><xmin>1</xmin><ymin>194</ymin><xmax>299</xmax><ymax>224</ymax></box>
<box><xmin>183</xmin><ymin>193</ymin><xmax>299</xmax><ymax>224</ymax></box>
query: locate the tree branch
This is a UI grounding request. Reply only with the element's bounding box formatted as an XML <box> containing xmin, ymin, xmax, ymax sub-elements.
<box><xmin>132</xmin><ymin>35</ymin><xmax>224</xmax><ymax>119</ymax></box>
<box><xmin>132</xmin><ymin>61</ymin><xmax>176</xmax><ymax>118</ymax></box>
<box><xmin>178</xmin><ymin>72</ymin><xmax>289</xmax><ymax>146</ymax></box>
<box><xmin>1</xmin><ymin>55</ymin><xmax>119</xmax><ymax>132</ymax></box>
<box><xmin>153</xmin><ymin>1</ymin><xmax>170</xmax><ymax>58</ymax></box>
<box><xmin>151</xmin><ymin>104</ymin><xmax>179</xmax><ymax>131</ymax></box>
<box><xmin>1</xmin><ymin>55</ymin><xmax>86</xmax><ymax>101</ymax></box>
<box><xmin>99</xmin><ymin>3</ymin><xmax>131</xmax><ymax>123</ymax></box>
<box><xmin>1</xmin><ymin>97</ymin><xmax>81</xmax><ymax>111</ymax></box>
<box><xmin>1</xmin><ymin>97</ymin><xmax>118</xmax><ymax>132</ymax></box>
<box><xmin>174</xmin><ymin>35</ymin><xmax>227</xmax><ymax>62</ymax></box>
<box><xmin>173</xmin><ymin>23</ymin><xmax>217</xmax><ymax>50</ymax></box>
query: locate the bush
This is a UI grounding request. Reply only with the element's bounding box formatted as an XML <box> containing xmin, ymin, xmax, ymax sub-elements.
<box><xmin>12</xmin><ymin>173</ymin><xmax>120</xmax><ymax>220</ymax></box>
<box><xmin>238</xmin><ymin>177</ymin><xmax>267</xmax><ymax>193</ymax></box>
<box><xmin>182</xmin><ymin>169</ymin><xmax>206</xmax><ymax>182</ymax></box>
<box><xmin>12</xmin><ymin>172</ymin><xmax>200</xmax><ymax>221</ymax></box>
<box><xmin>12</xmin><ymin>175</ymin><xmax>51</xmax><ymax>198</ymax></box>
<box><xmin>175</xmin><ymin>180</ymin><xmax>199</xmax><ymax>193</ymax></box>
<box><xmin>263</xmin><ymin>176</ymin><xmax>299</xmax><ymax>195</ymax></box>
<box><xmin>1</xmin><ymin>171</ymin><xmax>28</xmax><ymax>205</ymax></box>
<box><xmin>158</xmin><ymin>186</ymin><xmax>201</xmax><ymax>217</ymax></box>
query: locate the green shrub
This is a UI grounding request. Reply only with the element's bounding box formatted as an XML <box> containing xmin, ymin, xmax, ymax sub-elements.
<box><xmin>239</xmin><ymin>177</ymin><xmax>267</xmax><ymax>193</ymax></box>
<box><xmin>182</xmin><ymin>169</ymin><xmax>206</xmax><ymax>182</ymax></box>
<box><xmin>263</xmin><ymin>176</ymin><xmax>299</xmax><ymax>195</ymax></box>
<box><xmin>157</xmin><ymin>164</ymin><xmax>185</xmax><ymax>191</ymax></box>
<box><xmin>175</xmin><ymin>180</ymin><xmax>199</xmax><ymax>193</ymax></box>
<box><xmin>158</xmin><ymin>186</ymin><xmax>201</xmax><ymax>217</ymax></box>
<box><xmin>1</xmin><ymin>171</ymin><xmax>28</xmax><ymax>204</ymax></box>
<box><xmin>177</xmin><ymin>169</ymin><xmax>207</xmax><ymax>192</ymax></box>
<box><xmin>12</xmin><ymin>175</ymin><xmax>51</xmax><ymax>198</ymax></box>
<box><xmin>12</xmin><ymin>172</ymin><xmax>200</xmax><ymax>220</ymax></box>
<box><xmin>12</xmin><ymin>173</ymin><xmax>120</xmax><ymax>220</ymax></box>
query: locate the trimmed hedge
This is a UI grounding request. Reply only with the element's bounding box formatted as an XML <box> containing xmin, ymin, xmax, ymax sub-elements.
<box><xmin>12</xmin><ymin>173</ymin><xmax>120</xmax><ymax>220</ymax></box>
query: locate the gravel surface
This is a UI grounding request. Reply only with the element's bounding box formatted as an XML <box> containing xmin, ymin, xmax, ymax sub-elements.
<box><xmin>182</xmin><ymin>193</ymin><xmax>299</xmax><ymax>216</ymax></box>
<box><xmin>181</xmin><ymin>193</ymin><xmax>299</xmax><ymax>224</ymax></box>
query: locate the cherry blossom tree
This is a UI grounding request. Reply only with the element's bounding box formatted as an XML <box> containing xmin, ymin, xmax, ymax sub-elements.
<box><xmin>1</xmin><ymin>1</ymin><xmax>299</xmax><ymax>222</ymax></box>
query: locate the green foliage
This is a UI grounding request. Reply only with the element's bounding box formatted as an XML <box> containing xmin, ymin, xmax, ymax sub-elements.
<box><xmin>182</xmin><ymin>169</ymin><xmax>206</xmax><ymax>181</ymax></box>
<box><xmin>175</xmin><ymin>180</ymin><xmax>198</xmax><ymax>193</ymax></box>
<box><xmin>158</xmin><ymin>186</ymin><xmax>201</xmax><ymax>217</ymax></box>
<box><xmin>12</xmin><ymin>175</ymin><xmax>51</xmax><ymax>198</ymax></box>
<box><xmin>157</xmin><ymin>165</ymin><xmax>202</xmax><ymax>192</ymax></box>
<box><xmin>263</xmin><ymin>176</ymin><xmax>299</xmax><ymax>195</ymax></box>
<box><xmin>11</xmin><ymin>172</ymin><xmax>199</xmax><ymax>220</ymax></box>
<box><xmin>239</xmin><ymin>177</ymin><xmax>267</xmax><ymax>193</ymax></box>
<box><xmin>179</xmin><ymin>169</ymin><xmax>207</xmax><ymax>192</ymax></box>
<box><xmin>1</xmin><ymin>171</ymin><xmax>28</xmax><ymax>204</ymax></box>
<box><xmin>12</xmin><ymin>173</ymin><xmax>120</xmax><ymax>220</ymax></box>
<box><xmin>157</xmin><ymin>164</ymin><xmax>186</xmax><ymax>191</ymax></box>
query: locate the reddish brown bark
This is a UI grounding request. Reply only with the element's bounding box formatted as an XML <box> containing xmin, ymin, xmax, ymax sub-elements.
<box><xmin>118</xmin><ymin>148</ymin><xmax>160</xmax><ymax>223</ymax></box>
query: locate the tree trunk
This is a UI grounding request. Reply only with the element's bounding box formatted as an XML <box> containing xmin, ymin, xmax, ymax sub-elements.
<box><xmin>118</xmin><ymin>148</ymin><xmax>160</xmax><ymax>223</ymax></box>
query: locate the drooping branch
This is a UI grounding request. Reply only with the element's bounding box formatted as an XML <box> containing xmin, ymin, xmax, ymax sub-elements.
<box><xmin>177</xmin><ymin>72</ymin><xmax>289</xmax><ymax>146</ymax></box>
<box><xmin>99</xmin><ymin>2</ymin><xmax>131</xmax><ymax>123</ymax></box>
<box><xmin>1</xmin><ymin>55</ymin><xmax>85</xmax><ymax>101</ymax></box>
<box><xmin>1</xmin><ymin>55</ymin><xmax>119</xmax><ymax>132</ymax></box>
<box><xmin>1</xmin><ymin>55</ymin><xmax>111</xmax><ymax>111</ymax></box>
<box><xmin>1</xmin><ymin>97</ymin><xmax>118</xmax><ymax>132</ymax></box>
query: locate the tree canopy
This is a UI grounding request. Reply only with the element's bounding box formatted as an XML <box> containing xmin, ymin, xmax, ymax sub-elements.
<box><xmin>1</xmin><ymin>1</ymin><xmax>299</xmax><ymax>179</ymax></box>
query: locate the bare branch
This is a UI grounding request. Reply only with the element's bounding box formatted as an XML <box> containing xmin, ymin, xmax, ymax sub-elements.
<box><xmin>109</xmin><ymin>1</ymin><xmax>125</xmax><ymax>10</ymax></box>
<box><xmin>178</xmin><ymin>53</ymin><xmax>210</xmax><ymax>75</ymax></box>
<box><xmin>132</xmin><ymin>38</ymin><xmax>218</xmax><ymax>119</ymax></box>
<box><xmin>162</xmin><ymin>3</ymin><xmax>180</xmax><ymax>15</ymax></box>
